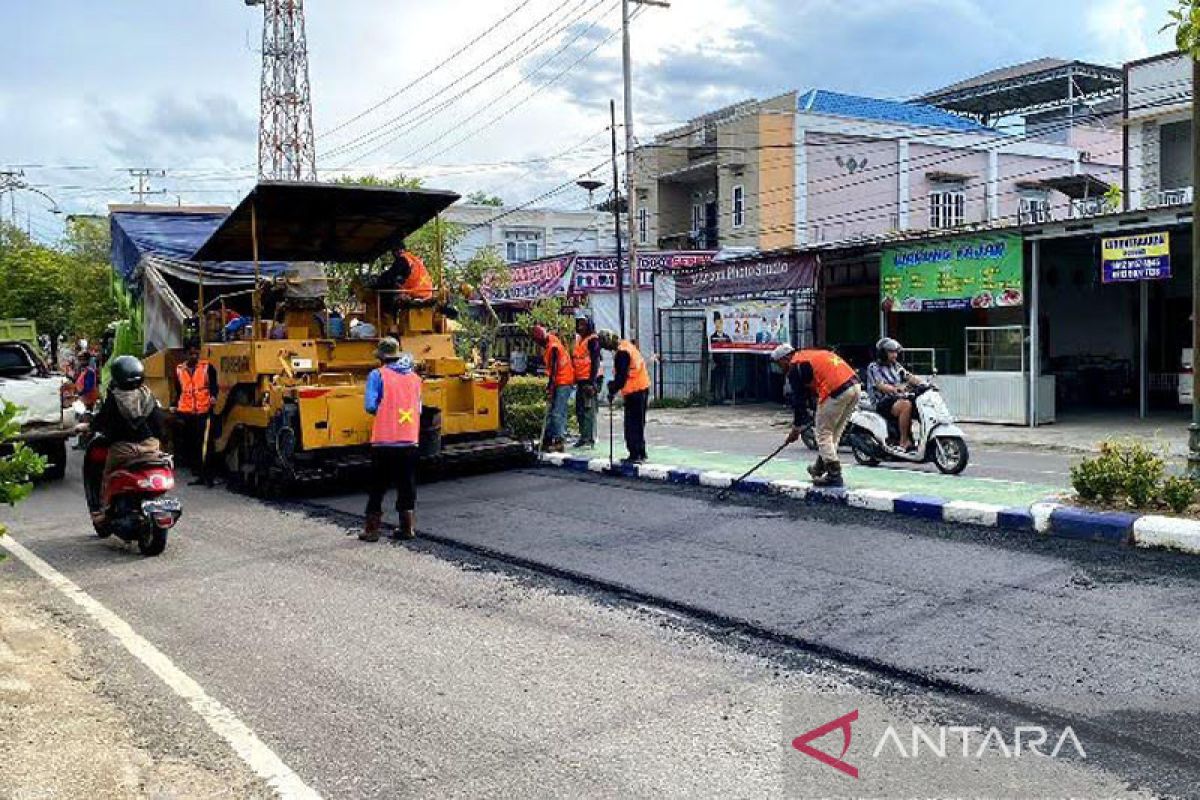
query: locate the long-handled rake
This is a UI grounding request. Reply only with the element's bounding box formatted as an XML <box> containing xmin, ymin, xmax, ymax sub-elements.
<box><xmin>715</xmin><ymin>441</ymin><xmax>790</xmax><ymax>501</ymax></box>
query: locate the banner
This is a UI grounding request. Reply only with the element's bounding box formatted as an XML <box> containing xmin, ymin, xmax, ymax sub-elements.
<box><xmin>705</xmin><ymin>300</ymin><xmax>792</xmax><ymax>353</ymax></box>
<box><xmin>574</xmin><ymin>251</ymin><xmax>715</xmax><ymax>293</ymax></box>
<box><xmin>881</xmin><ymin>233</ymin><xmax>1023</xmax><ymax>312</ymax></box>
<box><xmin>481</xmin><ymin>254</ymin><xmax>574</xmax><ymax>305</ymax></box>
<box><xmin>1102</xmin><ymin>231</ymin><xmax>1172</xmax><ymax>283</ymax></box>
<box><xmin>675</xmin><ymin>254</ymin><xmax>818</xmax><ymax>304</ymax></box>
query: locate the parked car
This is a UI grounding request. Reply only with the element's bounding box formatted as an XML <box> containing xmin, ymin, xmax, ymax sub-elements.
<box><xmin>0</xmin><ymin>340</ymin><xmax>72</xmax><ymax>480</ymax></box>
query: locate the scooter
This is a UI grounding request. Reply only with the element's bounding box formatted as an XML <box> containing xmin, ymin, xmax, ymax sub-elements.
<box><xmin>845</xmin><ymin>383</ymin><xmax>969</xmax><ymax>474</ymax></box>
<box><xmin>81</xmin><ymin>433</ymin><xmax>181</xmax><ymax>557</ymax></box>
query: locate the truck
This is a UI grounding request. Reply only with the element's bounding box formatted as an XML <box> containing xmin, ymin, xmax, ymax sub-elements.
<box><xmin>0</xmin><ymin>337</ymin><xmax>71</xmax><ymax>479</ymax></box>
<box><xmin>141</xmin><ymin>181</ymin><xmax>526</xmax><ymax>496</ymax></box>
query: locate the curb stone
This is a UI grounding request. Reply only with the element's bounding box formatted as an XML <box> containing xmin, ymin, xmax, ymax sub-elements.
<box><xmin>539</xmin><ymin>454</ymin><xmax>1200</xmax><ymax>556</ymax></box>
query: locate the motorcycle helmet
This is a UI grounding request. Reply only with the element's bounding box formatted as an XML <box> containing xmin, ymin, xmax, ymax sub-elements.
<box><xmin>109</xmin><ymin>355</ymin><xmax>145</xmax><ymax>390</ymax></box>
<box><xmin>876</xmin><ymin>337</ymin><xmax>903</xmax><ymax>363</ymax></box>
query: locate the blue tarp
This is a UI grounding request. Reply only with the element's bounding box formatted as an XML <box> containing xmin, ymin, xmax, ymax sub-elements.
<box><xmin>110</xmin><ymin>211</ymin><xmax>289</xmax><ymax>284</ymax></box>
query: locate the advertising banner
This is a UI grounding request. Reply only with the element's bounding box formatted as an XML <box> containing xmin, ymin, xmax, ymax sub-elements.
<box><xmin>574</xmin><ymin>251</ymin><xmax>715</xmax><ymax>293</ymax></box>
<box><xmin>675</xmin><ymin>254</ymin><xmax>818</xmax><ymax>304</ymax></box>
<box><xmin>481</xmin><ymin>254</ymin><xmax>574</xmax><ymax>305</ymax></box>
<box><xmin>881</xmin><ymin>233</ymin><xmax>1023</xmax><ymax>312</ymax></box>
<box><xmin>1101</xmin><ymin>231</ymin><xmax>1172</xmax><ymax>283</ymax></box>
<box><xmin>704</xmin><ymin>299</ymin><xmax>792</xmax><ymax>353</ymax></box>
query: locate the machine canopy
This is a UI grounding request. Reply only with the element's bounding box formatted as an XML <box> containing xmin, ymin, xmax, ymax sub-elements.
<box><xmin>192</xmin><ymin>181</ymin><xmax>461</xmax><ymax>264</ymax></box>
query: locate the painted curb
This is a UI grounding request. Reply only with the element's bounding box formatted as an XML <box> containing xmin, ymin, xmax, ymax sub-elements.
<box><xmin>538</xmin><ymin>454</ymin><xmax>1196</xmax><ymax>555</ymax></box>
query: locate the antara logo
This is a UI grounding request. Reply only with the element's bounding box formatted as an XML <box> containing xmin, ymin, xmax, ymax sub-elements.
<box><xmin>792</xmin><ymin>710</ymin><xmax>859</xmax><ymax>779</ymax></box>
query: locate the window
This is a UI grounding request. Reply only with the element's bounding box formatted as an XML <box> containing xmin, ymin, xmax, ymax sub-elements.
<box><xmin>732</xmin><ymin>185</ymin><xmax>745</xmax><ymax>229</ymax></box>
<box><xmin>691</xmin><ymin>204</ymin><xmax>703</xmax><ymax>236</ymax></box>
<box><xmin>1018</xmin><ymin>193</ymin><xmax>1051</xmax><ymax>224</ymax></box>
<box><xmin>637</xmin><ymin>207</ymin><xmax>648</xmax><ymax>244</ymax></box>
<box><xmin>929</xmin><ymin>186</ymin><xmax>964</xmax><ymax>229</ymax></box>
<box><xmin>504</xmin><ymin>230</ymin><xmax>542</xmax><ymax>262</ymax></box>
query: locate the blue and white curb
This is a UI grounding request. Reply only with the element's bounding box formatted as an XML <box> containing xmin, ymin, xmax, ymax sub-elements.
<box><xmin>539</xmin><ymin>454</ymin><xmax>1200</xmax><ymax>556</ymax></box>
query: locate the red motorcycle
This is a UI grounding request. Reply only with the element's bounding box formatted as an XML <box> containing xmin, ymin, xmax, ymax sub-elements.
<box><xmin>83</xmin><ymin>436</ymin><xmax>181</xmax><ymax>556</ymax></box>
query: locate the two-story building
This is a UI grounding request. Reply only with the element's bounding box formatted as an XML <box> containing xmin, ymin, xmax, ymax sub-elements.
<box><xmin>1124</xmin><ymin>51</ymin><xmax>1193</xmax><ymax>211</ymax></box>
<box><xmin>443</xmin><ymin>202</ymin><xmax>617</xmax><ymax>266</ymax></box>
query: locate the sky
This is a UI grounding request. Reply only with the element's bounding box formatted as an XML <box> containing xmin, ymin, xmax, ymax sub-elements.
<box><xmin>0</xmin><ymin>0</ymin><xmax>1182</xmax><ymax>244</ymax></box>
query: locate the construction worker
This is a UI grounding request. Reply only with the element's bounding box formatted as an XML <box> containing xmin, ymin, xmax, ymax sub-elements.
<box><xmin>74</xmin><ymin>351</ymin><xmax>100</xmax><ymax>410</ymax></box>
<box><xmin>531</xmin><ymin>324</ymin><xmax>574</xmax><ymax>452</ymax></box>
<box><xmin>359</xmin><ymin>337</ymin><xmax>422</xmax><ymax>542</ymax></box>
<box><xmin>173</xmin><ymin>342</ymin><xmax>219</xmax><ymax>487</ymax></box>
<box><xmin>571</xmin><ymin>310</ymin><xmax>601</xmax><ymax>448</ymax></box>
<box><xmin>771</xmin><ymin>344</ymin><xmax>861</xmax><ymax>488</ymax></box>
<box><xmin>598</xmin><ymin>330</ymin><xmax>650</xmax><ymax>464</ymax></box>
<box><xmin>382</xmin><ymin>244</ymin><xmax>433</xmax><ymax>303</ymax></box>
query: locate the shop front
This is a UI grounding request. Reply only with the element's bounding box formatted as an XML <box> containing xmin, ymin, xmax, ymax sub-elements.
<box><xmin>654</xmin><ymin>253</ymin><xmax>818</xmax><ymax>403</ymax></box>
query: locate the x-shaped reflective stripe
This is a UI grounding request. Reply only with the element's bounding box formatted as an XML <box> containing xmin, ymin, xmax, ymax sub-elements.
<box><xmin>398</xmin><ymin>408</ymin><xmax>414</xmax><ymax>424</ymax></box>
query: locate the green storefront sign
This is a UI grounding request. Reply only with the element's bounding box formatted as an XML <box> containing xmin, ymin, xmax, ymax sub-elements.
<box><xmin>881</xmin><ymin>233</ymin><xmax>1024</xmax><ymax>312</ymax></box>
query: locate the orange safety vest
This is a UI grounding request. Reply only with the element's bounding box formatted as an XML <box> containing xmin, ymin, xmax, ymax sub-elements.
<box><xmin>790</xmin><ymin>349</ymin><xmax>857</xmax><ymax>402</ymax></box>
<box><xmin>544</xmin><ymin>334</ymin><xmax>575</xmax><ymax>387</ymax></box>
<box><xmin>176</xmin><ymin>361</ymin><xmax>214</xmax><ymax>414</ymax></box>
<box><xmin>370</xmin><ymin>368</ymin><xmax>422</xmax><ymax>445</ymax></box>
<box><xmin>617</xmin><ymin>340</ymin><xmax>650</xmax><ymax>396</ymax></box>
<box><xmin>399</xmin><ymin>252</ymin><xmax>433</xmax><ymax>301</ymax></box>
<box><xmin>572</xmin><ymin>333</ymin><xmax>598</xmax><ymax>383</ymax></box>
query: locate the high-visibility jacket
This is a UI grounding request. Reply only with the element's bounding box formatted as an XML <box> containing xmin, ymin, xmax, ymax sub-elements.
<box><xmin>617</xmin><ymin>340</ymin><xmax>650</xmax><ymax>396</ymax></box>
<box><xmin>399</xmin><ymin>252</ymin><xmax>433</xmax><ymax>301</ymax></box>
<box><xmin>572</xmin><ymin>333</ymin><xmax>598</xmax><ymax>383</ymax></box>
<box><xmin>544</xmin><ymin>333</ymin><xmax>575</xmax><ymax>387</ymax></box>
<box><xmin>176</xmin><ymin>361</ymin><xmax>214</xmax><ymax>414</ymax></box>
<box><xmin>790</xmin><ymin>349</ymin><xmax>857</xmax><ymax>402</ymax></box>
<box><xmin>371</xmin><ymin>368</ymin><xmax>422</xmax><ymax>445</ymax></box>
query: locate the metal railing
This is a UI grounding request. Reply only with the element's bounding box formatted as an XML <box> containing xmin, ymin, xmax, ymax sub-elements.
<box><xmin>1157</xmin><ymin>186</ymin><xmax>1194</xmax><ymax>207</ymax></box>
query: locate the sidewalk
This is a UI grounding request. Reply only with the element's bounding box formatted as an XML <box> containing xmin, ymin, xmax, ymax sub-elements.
<box><xmin>646</xmin><ymin>404</ymin><xmax>1191</xmax><ymax>456</ymax></box>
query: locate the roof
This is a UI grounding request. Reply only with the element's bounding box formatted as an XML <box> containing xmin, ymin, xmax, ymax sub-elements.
<box><xmin>796</xmin><ymin>89</ymin><xmax>995</xmax><ymax>134</ymax></box>
<box><xmin>193</xmin><ymin>181</ymin><xmax>459</xmax><ymax>263</ymax></box>
<box><xmin>917</xmin><ymin>58</ymin><xmax>1122</xmax><ymax>117</ymax></box>
<box><xmin>109</xmin><ymin>209</ymin><xmax>290</xmax><ymax>285</ymax></box>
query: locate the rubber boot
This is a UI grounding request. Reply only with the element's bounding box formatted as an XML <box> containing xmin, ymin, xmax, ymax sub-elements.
<box><xmin>807</xmin><ymin>457</ymin><xmax>827</xmax><ymax>480</ymax></box>
<box><xmin>358</xmin><ymin>512</ymin><xmax>382</xmax><ymax>542</ymax></box>
<box><xmin>812</xmin><ymin>461</ymin><xmax>844</xmax><ymax>488</ymax></box>
<box><xmin>393</xmin><ymin>510</ymin><xmax>416</xmax><ymax>541</ymax></box>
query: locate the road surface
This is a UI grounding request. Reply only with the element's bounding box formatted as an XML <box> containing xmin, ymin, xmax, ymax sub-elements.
<box><xmin>2</xmin><ymin>458</ymin><xmax>1195</xmax><ymax>797</ymax></box>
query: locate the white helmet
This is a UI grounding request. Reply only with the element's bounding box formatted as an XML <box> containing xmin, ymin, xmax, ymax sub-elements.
<box><xmin>770</xmin><ymin>343</ymin><xmax>795</xmax><ymax>362</ymax></box>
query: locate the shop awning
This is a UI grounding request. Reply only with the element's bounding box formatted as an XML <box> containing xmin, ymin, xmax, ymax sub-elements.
<box><xmin>192</xmin><ymin>181</ymin><xmax>460</xmax><ymax>263</ymax></box>
<box><xmin>1038</xmin><ymin>174</ymin><xmax>1111</xmax><ymax>200</ymax></box>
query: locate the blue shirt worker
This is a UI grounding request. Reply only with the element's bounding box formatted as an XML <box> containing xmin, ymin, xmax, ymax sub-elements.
<box><xmin>360</xmin><ymin>337</ymin><xmax>423</xmax><ymax>542</ymax></box>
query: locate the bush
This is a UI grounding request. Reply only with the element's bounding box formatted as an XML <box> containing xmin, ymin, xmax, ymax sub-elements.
<box><xmin>503</xmin><ymin>376</ymin><xmax>549</xmax><ymax>408</ymax></box>
<box><xmin>0</xmin><ymin>400</ymin><xmax>48</xmax><ymax>561</ymax></box>
<box><xmin>502</xmin><ymin>376</ymin><xmax>577</xmax><ymax>441</ymax></box>
<box><xmin>1070</xmin><ymin>456</ymin><xmax>1122</xmax><ymax>503</ymax></box>
<box><xmin>506</xmin><ymin>402</ymin><xmax>547</xmax><ymax>441</ymax></box>
<box><xmin>1161</xmin><ymin>476</ymin><xmax>1197</xmax><ymax>515</ymax></box>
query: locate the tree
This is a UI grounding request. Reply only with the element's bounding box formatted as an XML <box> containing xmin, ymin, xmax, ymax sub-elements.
<box><xmin>0</xmin><ymin>239</ymin><xmax>70</xmax><ymax>363</ymax></box>
<box><xmin>63</xmin><ymin>217</ymin><xmax>119</xmax><ymax>346</ymax></box>
<box><xmin>466</xmin><ymin>191</ymin><xmax>504</xmax><ymax>207</ymax></box>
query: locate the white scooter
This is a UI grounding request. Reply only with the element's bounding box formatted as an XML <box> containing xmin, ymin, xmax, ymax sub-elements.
<box><xmin>846</xmin><ymin>384</ymin><xmax>969</xmax><ymax>474</ymax></box>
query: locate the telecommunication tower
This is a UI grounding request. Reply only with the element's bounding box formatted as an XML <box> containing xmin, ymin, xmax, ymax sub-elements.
<box><xmin>245</xmin><ymin>0</ymin><xmax>317</xmax><ymax>181</ymax></box>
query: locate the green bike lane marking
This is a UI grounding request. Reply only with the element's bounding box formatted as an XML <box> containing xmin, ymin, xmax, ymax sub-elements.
<box><xmin>579</xmin><ymin>440</ymin><xmax>1058</xmax><ymax>507</ymax></box>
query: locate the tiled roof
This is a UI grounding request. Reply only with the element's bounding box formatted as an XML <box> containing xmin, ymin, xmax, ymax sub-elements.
<box><xmin>797</xmin><ymin>89</ymin><xmax>996</xmax><ymax>134</ymax></box>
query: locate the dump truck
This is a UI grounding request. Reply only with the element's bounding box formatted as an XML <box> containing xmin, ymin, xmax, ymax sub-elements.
<box><xmin>141</xmin><ymin>181</ymin><xmax>527</xmax><ymax>496</ymax></box>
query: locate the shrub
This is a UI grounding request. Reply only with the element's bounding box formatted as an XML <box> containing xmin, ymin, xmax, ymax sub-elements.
<box><xmin>502</xmin><ymin>377</ymin><xmax>577</xmax><ymax>441</ymax></box>
<box><xmin>1070</xmin><ymin>456</ymin><xmax>1122</xmax><ymax>503</ymax></box>
<box><xmin>505</xmin><ymin>402</ymin><xmax>547</xmax><ymax>441</ymax></box>
<box><xmin>1161</xmin><ymin>476</ymin><xmax>1197</xmax><ymax>515</ymax></box>
<box><xmin>503</xmin><ymin>376</ymin><xmax>548</xmax><ymax>408</ymax></box>
<box><xmin>0</xmin><ymin>400</ymin><xmax>48</xmax><ymax>561</ymax></box>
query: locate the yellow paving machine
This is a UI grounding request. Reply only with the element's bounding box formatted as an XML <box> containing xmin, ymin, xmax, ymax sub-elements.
<box><xmin>142</xmin><ymin>181</ymin><xmax>526</xmax><ymax>495</ymax></box>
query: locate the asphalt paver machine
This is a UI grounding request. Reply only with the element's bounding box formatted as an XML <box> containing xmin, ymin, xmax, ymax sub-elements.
<box><xmin>143</xmin><ymin>181</ymin><xmax>527</xmax><ymax>496</ymax></box>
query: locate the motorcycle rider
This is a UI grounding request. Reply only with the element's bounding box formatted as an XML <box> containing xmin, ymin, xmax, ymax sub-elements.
<box><xmin>89</xmin><ymin>355</ymin><xmax>167</xmax><ymax>521</ymax></box>
<box><xmin>866</xmin><ymin>338</ymin><xmax>925</xmax><ymax>452</ymax></box>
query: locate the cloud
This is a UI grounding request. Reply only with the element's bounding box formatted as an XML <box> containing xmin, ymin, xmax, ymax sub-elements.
<box><xmin>96</xmin><ymin>93</ymin><xmax>256</xmax><ymax>164</ymax></box>
<box><xmin>1086</xmin><ymin>0</ymin><xmax>1152</xmax><ymax>63</ymax></box>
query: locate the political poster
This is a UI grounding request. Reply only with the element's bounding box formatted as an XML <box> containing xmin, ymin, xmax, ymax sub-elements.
<box><xmin>704</xmin><ymin>300</ymin><xmax>791</xmax><ymax>354</ymax></box>
<box><xmin>1101</xmin><ymin>231</ymin><xmax>1171</xmax><ymax>283</ymax></box>
<box><xmin>881</xmin><ymin>233</ymin><xmax>1023</xmax><ymax>312</ymax></box>
<box><xmin>481</xmin><ymin>254</ymin><xmax>574</xmax><ymax>305</ymax></box>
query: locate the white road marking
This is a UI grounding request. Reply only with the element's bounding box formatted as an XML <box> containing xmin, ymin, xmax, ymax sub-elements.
<box><xmin>0</xmin><ymin>535</ymin><xmax>322</xmax><ymax>800</ymax></box>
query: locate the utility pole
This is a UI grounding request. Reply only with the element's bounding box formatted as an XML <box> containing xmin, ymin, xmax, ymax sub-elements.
<box><xmin>245</xmin><ymin>0</ymin><xmax>317</xmax><ymax>181</ymax></box>
<box><xmin>621</xmin><ymin>0</ymin><xmax>670</xmax><ymax>346</ymax></box>
<box><xmin>0</xmin><ymin>171</ymin><xmax>22</xmax><ymax>226</ymax></box>
<box><xmin>1190</xmin><ymin>55</ymin><xmax>1200</xmax><ymax>478</ymax></box>
<box><xmin>129</xmin><ymin>168</ymin><xmax>167</xmax><ymax>204</ymax></box>
<box><xmin>611</xmin><ymin>99</ymin><xmax>625</xmax><ymax>339</ymax></box>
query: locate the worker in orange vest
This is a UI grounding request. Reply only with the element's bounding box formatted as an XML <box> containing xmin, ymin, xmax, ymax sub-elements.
<box><xmin>771</xmin><ymin>344</ymin><xmax>861</xmax><ymax>488</ymax></box>
<box><xmin>386</xmin><ymin>245</ymin><xmax>434</xmax><ymax>301</ymax></box>
<box><xmin>571</xmin><ymin>310</ymin><xmax>601</xmax><ymax>448</ymax></box>
<box><xmin>531</xmin><ymin>324</ymin><xmax>575</xmax><ymax>452</ymax></box>
<box><xmin>598</xmin><ymin>330</ymin><xmax>650</xmax><ymax>464</ymax></box>
<box><xmin>173</xmin><ymin>342</ymin><xmax>219</xmax><ymax>487</ymax></box>
<box><xmin>359</xmin><ymin>338</ymin><xmax>423</xmax><ymax>542</ymax></box>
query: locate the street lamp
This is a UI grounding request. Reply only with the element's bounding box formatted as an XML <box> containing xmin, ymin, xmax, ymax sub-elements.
<box><xmin>577</xmin><ymin>179</ymin><xmax>604</xmax><ymax>209</ymax></box>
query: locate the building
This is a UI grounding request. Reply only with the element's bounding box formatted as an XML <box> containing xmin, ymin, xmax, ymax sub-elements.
<box><xmin>443</xmin><ymin>203</ymin><xmax>617</xmax><ymax>265</ymax></box>
<box><xmin>1123</xmin><ymin>51</ymin><xmax>1193</xmax><ymax>211</ymax></box>
<box><xmin>635</xmin><ymin>59</ymin><xmax>1122</xmax><ymax>257</ymax></box>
